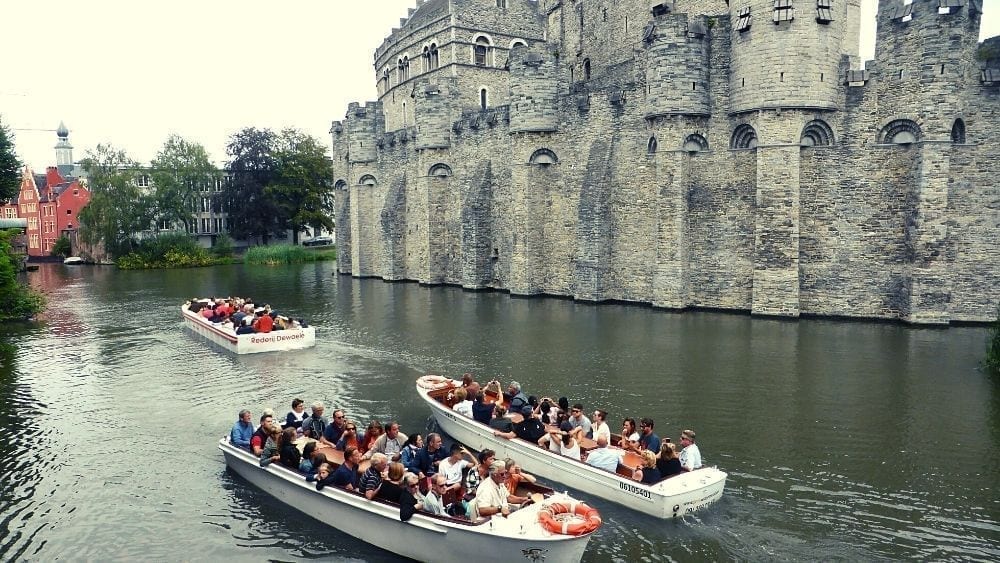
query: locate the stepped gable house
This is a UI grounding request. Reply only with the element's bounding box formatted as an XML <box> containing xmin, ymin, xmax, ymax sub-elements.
<box><xmin>331</xmin><ymin>0</ymin><xmax>999</xmax><ymax>325</ymax></box>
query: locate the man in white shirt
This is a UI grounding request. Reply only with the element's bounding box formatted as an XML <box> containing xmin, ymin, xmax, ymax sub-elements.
<box><xmin>591</xmin><ymin>409</ymin><xmax>611</xmax><ymax>442</ymax></box>
<box><xmin>584</xmin><ymin>435</ymin><xmax>624</xmax><ymax>472</ymax></box>
<box><xmin>472</xmin><ymin>460</ymin><xmax>510</xmax><ymax>519</ymax></box>
<box><xmin>437</xmin><ymin>443</ymin><xmax>476</xmax><ymax>494</ymax></box>
<box><xmin>679</xmin><ymin>428</ymin><xmax>702</xmax><ymax>471</ymax></box>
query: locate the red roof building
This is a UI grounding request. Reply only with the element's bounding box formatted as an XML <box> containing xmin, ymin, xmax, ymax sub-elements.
<box><xmin>0</xmin><ymin>166</ymin><xmax>90</xmax><ymax>257</ymax></box>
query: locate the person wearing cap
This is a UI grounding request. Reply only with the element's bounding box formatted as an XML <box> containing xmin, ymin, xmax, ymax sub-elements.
<box><xmin>678</xmin><ymin>429</ymin><xmax>702</xmax><ymax>471</ymax></box>
<box><xmin>507</xmin><ymin>381</ymin><xmax>529</xmax><ymax>412</ymax></box>
<box><xmin>513</xmin><ymin>405</ymin><xmax>547</xmax><ymax>443</ymax></box>
<box><xmin>585</xmin><ymin>434</ymin><xmax>625</xmax><ymax>472</ymax></box>
<box><xmin>471</xmin><ymin>460</ymin><xmax>511</xmax><ymax>519</ymax></box>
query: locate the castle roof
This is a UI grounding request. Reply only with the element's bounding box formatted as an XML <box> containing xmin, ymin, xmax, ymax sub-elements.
<box><xmin>406</xmin><ymin>0</ymin><xmax>449</xmax><ymax>29</ymax></box>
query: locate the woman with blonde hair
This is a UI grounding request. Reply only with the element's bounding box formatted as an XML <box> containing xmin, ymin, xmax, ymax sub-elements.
<box><xmin>631</xmin><ymin>449</ymin><xmax>662</xmax><ymax>484</ymax></box>
<box><xmin>656</xmin><ymin>440</ymin><xmax>682</xmax><ymax>477</ymax></box>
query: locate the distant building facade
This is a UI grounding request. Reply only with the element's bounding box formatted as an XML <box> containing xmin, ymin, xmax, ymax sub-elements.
<box><xmin>331</xmin><ymin>0</ymin><xmax>999</xmax><ymax>325</ymax></box>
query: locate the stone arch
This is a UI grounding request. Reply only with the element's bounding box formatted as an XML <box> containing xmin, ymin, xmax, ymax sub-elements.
<box><xmin>879</xmin><ymin>119</ymin><xmax>921</xmax><ymax>145</ymax></box>
<box><xmin>647</xmin><ymin>136</ymin><xmax>658</xmax><ymax>154</ymax></box>
<box><xmin>682</xmin><ymin>133</ymin><xmax>709</xmax><ymax>153</ymax></box>
<box><xmin>800</xmin><ymin>119</ymin><xmax>835</xmax><ymax>147</ymax></box>
<box><xmin>510</xmin><ymin>39</ymin><xmax>527</xmax><ymax>50</ymax></box>
<box><xmin>731</xmin><ymin>124</ymin><xmax>758</xmax><ymax>149</ymax></box>
<box><xmin>334</xmin><ymin>179</ymin><xmax>348</xmax><ymax>191</ymax></box>
<box><xmin>529</xmin><ymin>148</ymin><xmax>558</xmax><ymax>165</ymax></box>
<box><xmin>428</xmin><ymin>163</ymin><xmax>452</xmax><ymax>178</ymax></box>
<box><xmin>951</xmin><ymin>118</ymin><xmax>966</xmax><ymax>144</ymax></box>
<box><xmin>473</xmin><ymin>34</ymin><xmax>494</xmax><ymax>66</ymax></box>
<box><xmin>359</xmin><ymin>174</ymin><xmax>377</xmax><ymax>186</ymax></box>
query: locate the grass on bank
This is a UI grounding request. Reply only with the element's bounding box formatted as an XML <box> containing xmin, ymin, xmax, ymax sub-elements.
<box><xmin>117</xmin><ymin>232</ymin><xmax>234</xmax><ymax>269</ymax></box>
<box><xmin>244</xmin><ymin>244</ymin><xmax>336</xmax><ymax>265</ymax></box>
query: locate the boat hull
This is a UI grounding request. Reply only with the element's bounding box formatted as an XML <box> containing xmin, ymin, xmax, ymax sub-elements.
<box><xmin>220</xmin><ymin>439</ymin><xmax>591</xmax><ymax>563</ymax></box>
<box><xmin>419</xmin><ymin>385</ymin><xmax>727</xmax><ymax>519</ymax></box>
<box><xmin>182</xmin><ymin>307</ymin><xmax>315</xmax><ymax>354</ymax></box>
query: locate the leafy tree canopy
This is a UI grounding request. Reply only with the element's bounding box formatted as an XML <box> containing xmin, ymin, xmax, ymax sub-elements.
<box><xmin>269</xmin><ymin>128</ymin><xmax>334</xmax><ymax>243</ymax></box>
<box><xmin>151</xmin><ymin>134</ymin><xmax>218</xmax><ymax>233</ymax></box>
<box><xmin>0</xmin><ymin>117</ymin><xmax>22</xmax><ymax>201</ymax></box>
<box><xmin>78</xmin><ymin>144</ymin><xmax>156</xmax><ymax>258</ymax></box>
<box><xmin>220</xmin><ymin>127</ymin><xmax>283</xmax><ymax>243</ymax></box>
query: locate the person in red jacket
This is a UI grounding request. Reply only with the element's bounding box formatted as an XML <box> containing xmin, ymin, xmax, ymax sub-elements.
<box><xmin>253</xmin><ymin>309</ymin><xmax>273</xmax><ymax>333</ymax></box>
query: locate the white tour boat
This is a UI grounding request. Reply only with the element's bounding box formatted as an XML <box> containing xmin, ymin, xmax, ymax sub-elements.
<box><xmin>219</xmin><ymin>437</ymin><xmax>595</xmax><ymax>562</ymax></box>
<box><xmin>417</xmin><ymin>377</ymin><xmax>727</xmax><ymax>519</ymax></box>
<box><xmin>63</xmin><ymin>256</ymin><xmax>84</xmax><ymax>265</ymax></box>
<box><xmin>181</xmin><ymin>303</ymin><xmax>316</xmax><ymax>354</ymax></box>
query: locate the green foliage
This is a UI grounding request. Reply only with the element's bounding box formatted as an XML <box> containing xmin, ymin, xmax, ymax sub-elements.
<box><xmin>78</xmin><ymin>144</ymin><xmax>156</xmax><ymax>258</ymax></box>
<box><xmin>115</xmin><ymin>232</ymin><xmax>213</xmax><ymax>269</ymax></box>
<box><xmin>269</xmin><ymin>129</ymin><xmax>335</xmax><ymax>244</ymax></box>
<box><xmin>0</xmin><ymin>229</ymin><xmax>45</xmax><ymax>321</ymax></box>
<box><xmin>986</xmin><ymin>306</ymin><xmax>1000</xmax><ymax>377</ymax></box>
<box><xmin>244</xmin><ymin>244</ymin><xmax>336</xmax><ymax>265</ymax></box>
<box><xmin>0</xmin><ymin>117</ymin><xmax>22</xmax><ymax>201</ymax></box>
<box><xmin>50</xmin><ymin>235</ymin><xmax>72</xmax><ymax>258</ymax></box>
<box><xmin>151</xmin><ymin>134</ymin><xmax>219</xmax><ymax>233</ymax></box>
<box><xmin>220</xmin><ymin>127</ymin><xmax>284</xmax><ymax>243</ymax></box>
<box><xmin>212</xmin><ymin>232</ymin><xmax>234</xmax><ymax>258</ymax></box>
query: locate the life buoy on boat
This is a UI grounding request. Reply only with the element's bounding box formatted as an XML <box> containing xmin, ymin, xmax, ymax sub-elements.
<box><xmin>417</xmin><ymin>374</ymin><xmax>455</xmax><ymax>390</ymax></box>
<box><xmin>537</xmin><ymin>501</ymin><xmax>602</xmax><ymax>536</ymax></box>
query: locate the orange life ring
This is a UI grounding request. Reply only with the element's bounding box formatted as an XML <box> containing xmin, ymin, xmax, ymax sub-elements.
<box><xmin>417</xmin><ymin>374</ymin><xmax>456</xmax><ymax>390</ymax></box>
<box><xmin>538</xmin><ymin>501</ymin><xmax>602</xmax><ymax>536</ymax></box>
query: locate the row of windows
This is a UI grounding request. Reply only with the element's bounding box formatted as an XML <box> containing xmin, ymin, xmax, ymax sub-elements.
<box><xmin>723</xmin><ymin>118</ymin><xmax>967</xmax><ymax>149</ymax></box>
<box><xmin>382</xmin><ymin>36</ymin><xmax>528</xmax><ymax>91</ymax></box>
<box><xmin>735</xmin><ymin>1</ymin><xmax>835</xmax><ymax>31</ymax></box>
<box><xmin>135</xmin><ymin>175</ymin><xmax>225</xmax><ymax>191</ymax></box>
<box><xmin>184</xmin><ymin>217</ymin><xmax>226</xmax><ymax>235</ymax></box>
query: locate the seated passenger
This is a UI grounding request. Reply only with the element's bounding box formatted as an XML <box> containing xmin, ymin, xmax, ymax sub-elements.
<box><xmin>300</xmin><ymin>402</ymin><xmax>328</xmax><ymax>440</ymax></box>
<box><xmin>304</xmin><ymin>453</ymin><xmax>329</xmax><ymax>482</ymax></box>
<box><xmin>361</xmin><ymin>453</ymin><xmax>389</xmax><ymax>500</ymax></box>
<box><xmin>413</xmin><ymin>433</ymin><xmax>446</xmax><ymax>481</ymax></box>
<box><xmin>376</xmin><ymin>462</ymin><xmax>406</xmax><ymax>503</ymax></box>
<box><xmin>513</xmin><ymin>406</ymin><xmax>546</xmax><ymax>443</ymax></box>
<box><xmin>364</xmin><ymin>421</ymin><xmax>407</xmax><ymax>461</ymax></box>
<box><xmin>507</xmin><ymin>381</ymin><xmax>529</xmax><ymax>413</ymax></box>
<box><xmin>619</xmin><ymin>417</ymin><xmax>640</xmax><ymax>452</ymax></box>
<box><xmin>461</xmin><ymin>372</ymin><xmax>480</xmax><ymax>400</ymax></box>
<box><xmin>359</xmin><ymin>420</ymin><xmax>383</xmax><ymax>455</ymax></box>
<box><xmin>657</xmin><ymin>441</ymin><xmax>683</xmax><ymax>478</ymax></box>
<box><xmin>585</xmin><ymin>434</ymin><xmax>625</xmax><ymax>472</ymax></box>
<box><xmin>235</xmin><ymin>316</ymin><xmax>255</xmax><ymax>335</ymax></box>
<box><xmin>471</xmin><ymin>391</ymin><xmax>492</xmax><ymax>425</ymax></box>
<box><xmin>537</xmin><ymin>398</ymin><xmax>556</xmax><ymax>425</ymax></box>
<box><xmin>419</xmin><ymin>475</ymin><xmax>447</xmax><ymax>516</ymax></box>
<box><xmin>452</xmin><ymin>387</ymin><xmax>473</xmax><ymax>418</ymax></box>
<box><xmin>321</xmin><ymin>409</ymin><xmax>347</xmax><ymax>447</ymax></box>
<box><xmin>400</xmin><ymin>433</ymin><xmax>423</xmax><ymax>473</ymax></box>
<box><xmin>537</xmin><ymin>422</ymin><xmax>572</xmax><ymax>454</ymax></box>
<box><xmin>284</xmin><ymin>398</ymin><xmax>307</xmax><ymax>429</ymax></box>
<box><xmin>335</xmin><ymin>422</ymin><xmax>360</xmax><ymax>451</ymax></box>
<box><xmin>278</xmin><ymin>427</ymin><xmax>301</xmax><ymax>469</ymax></box>
<box><xmin>313</xmin><ymin>463</ymin><xmax>334</xmax><ymax>489</ymax></box>
<box><xmin>568</xmin><ymin>404</ymin><xmax>593</xmax><ymax>438</ymax></box>
<box><xmin>471</xmin><ymin>460</ymin><xmax>510</xmax><ymax>519</ymax></box>
<box><xmin>489</xmin><ymin>405</ymin><xmax>515</xmax><ymax>439</ymax></box>
<box><xmin>258</xmin><ymin>425</ymin><xmax>282</xmax><ymax>467</ymax></box>
<box><xmin>504</xmin><ymin>459</ymin><xmax>537</xmax><ymax>497</ymax></box>
<box><xmin>638</xmin><ymin>418</ymin><xmax>662</xmax><ymax>452</ymax></box>
<box><xmin>558</xmin><ymin>430</ymin><xmax>581</xmax><ymax>461</ymax></box>
<box><xmin>252</xmin><ymin>309</ymin><xmax>273</xmax><ymax>333</ymax></box>
<box><xmin>230</xmin><ymin>409</ymin><xmax>254</xmax><ymax>449</ymax></box>
<box><xmin>399</xmin><ymin>472</ymin><xmax>425</xmax><ymax>521</ymax></box>
<box><xmin>250</xmin><ymin>414</ymin><xmax>275</xmax><ymax>456</ymax></box>
<box><xmin>438</xmin><ymin>443</ymin><xmax>476</xmax><ymax>495</ymax></box>
<box><xmin>679</xmin><ymin>428</ymin><xmax>703</xmax><ymax>471</ymax></box>
<box><xmin>299</xmin><ymin>442</ymin><xmax>318</xmax><ymax>473</ymax></box>
<box><xmin>592</xmin><ymin>409</ymin><xmax>611</xmax><ymax>443</ymax></box>
<box><xmin>464</xmin><ymin>449</ymin><xmax>495</xmax><ymax>497</ymax></box>
<box><xmin>329</xmin><ymin>447</ymin><xmax>362</xmax><ymax>491</ymax></box>
<box><xmin>631</xmin><ymin>450</ymin><xmax>662</xmax><ymax>484</ymax></box>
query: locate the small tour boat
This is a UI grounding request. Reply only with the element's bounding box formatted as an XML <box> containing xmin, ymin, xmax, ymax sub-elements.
<box><xmin>417</xmin><ymin>376</ymin><xmax>728</xmax><ymax>519</ymax></box>
<box><xmin>181</xmin><ymin>303</ymin><xmax>316</xmax><ymax>354</ymax></box>
<box><xmin>219</xmin><ymin>437</ymin><xmax>596</xmax><ymax>562</ymax></box>
<box><xmin>63</xmin><ymin>256</ymin><xmax>84</xmax><ymax>265</ymax></box>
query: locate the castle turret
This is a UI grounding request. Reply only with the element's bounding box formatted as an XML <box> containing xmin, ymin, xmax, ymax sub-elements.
<box><xmin>54</xmin><ymin>121</ymin><xmax>74</xmax><ymax>176</ymax></box>
<box><xmin>643</xmin><ymin>12</ymin><xmax>711</xmax><ymax>117</ymax></box>
<box><xmin>728</xmin><ymin>0</ymin><xmax>856</xmax><ymax>114</ymax></box>
<box><xmin>345</xmin><ymin>102</ymin><xmax>382</xmax><ymax>164</ymax></box>
<box><xmin>413</xmin><ymin>80</ymin><xmax>454</xmax><ymax>150</ymax></box>
<box><xmin>508</xmin><ymin>47</ymin><xmax>559</xmax><ymax>133</ymax></box>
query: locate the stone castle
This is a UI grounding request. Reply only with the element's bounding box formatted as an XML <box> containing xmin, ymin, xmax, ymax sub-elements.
<box><xmin>330</xmin><ymin>0</ymin><xmax>999</xmax><ymax>325</ymax></box>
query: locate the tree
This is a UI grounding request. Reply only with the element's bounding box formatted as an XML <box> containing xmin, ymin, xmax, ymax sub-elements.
<box><xmin>150</xmin><ymin>134</ymin><xmax>218</xmax><ymax>234</ymax></box>
<box><xmin>269</xmin><ymin>129</ymin><xmax>335</xmax><ymax>244</ymax></box>
<box><xmin>0</xmin><ymin>117</ymin><xmax>21</xmax><ymax>201</ymax></box>
<box><xmin>0</xmin><ymin>229</ymin><xmax>44</xmax><ymax>321</ymax></box>
<box><xmin>219</xmin><ymin>127</ymin><xmax>283</xmax><ymax>244</ymax></box>
<box><xmin>50</xmin><ymin>235</ymin><xmax>71</xmax><ymax>258</ymax></box>
<box><xmin>78</xmin><ymin>144</ymin><xmax>156</xmax><ymax>258</ymax></box>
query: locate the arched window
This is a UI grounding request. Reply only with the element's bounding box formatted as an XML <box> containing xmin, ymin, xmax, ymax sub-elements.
<box><xmin>402</xmin><ymin>56</ymin><xmax>410</xmax><ymax>81</ymax></box>
<box><xmin>480</xmin><ymin>88</ymin><xmax>488</xmax><ymax>110</ymax></box>
<box><xmin>474</xmin><ymin>36</ymin><xmax>492</xmax><ymax>66</ymax></box>
<box><xmin>731</xmin><ymin>124</ymin><xmax>758</xmax><ymax>149</ymax></box>
<box><xmin>951</xmin><ymin>118</ymin><xmax>966</xmax><ymax>144</ymax></box>
<box><xmin>510</xmin><ymin>39</ymin><xmax>527</xmax><ymax>50</ymax></box>
<box><xmin>429</xmin><ymin>43</ymin><xmax>439</xmax><ymax>70</ymax></box>
<box><xmin>334</xmin><ymin>180</ymin><xmax>348</xmax><ymax>191</ymax></box>
<box><xmin>359</xmin><ymin>174</ymin><xmax>377</xmax><ymax>186</ymax></box>
<box><xmin>879</xmin><ymin>119</ymin><xmax>921</xmax><ymax>145</ymax></box>
<box><xmin>428</xmin><ymin>163</ymin><xmax>452</xmax><ymax>178</ymax></box>
<box><xmin>397</xmin><ymin>58</ymin><xmax>405</xmax><ymax>82</ymax></box>
<box><xmin>422</xmin><ymin>45</ymin><xmax>430</xmax><ymax>72</ymax></box>
<box><xmin>682</xmin><ymin>133</ymin><xmax>709</xmax><ymax>153</ymax></box>
<box><xmin>529</xmin><ymin>148</ymin><xmax>558</xmax><ymax>166</ymax></box>
<box><xmin>647</xmin><ymin>136</ymin><xmax>658</xmax><ymax>154</ymax></box>
<box><xmin>800</xmin><ymin>120</ymin><xmax>835</xmax><ymax>147</ymax></box>
<box><xmin>583</xmin><ymin>58</ymin><xmax>591</xmax><ymax>80</ymax></box>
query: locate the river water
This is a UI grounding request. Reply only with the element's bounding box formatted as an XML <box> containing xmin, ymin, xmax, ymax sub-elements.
<box><xmin>0</xmin><ymin>262</ymin><xmax>997</xmax><ymax>561</ymax></box>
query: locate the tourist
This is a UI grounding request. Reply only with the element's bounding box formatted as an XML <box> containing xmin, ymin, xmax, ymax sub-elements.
<box><xmin>657</xmin><ymin>441</ymin><xmax>683</xmax><ymax>477</ymax></box>
<box><xmin>253</xmin><ymin>308</ymin><xmax>273</xmax><ymax>333</ymax></box>
<box><xmin>413</xmin><ymin>432</ymin><xmax>446</xmax><ymax>482</ymax></box>
<box><xmin>489</xmin><ymin>405</ymin><xmax>516</xmax><ymax>439</ymax></box>
<box><xmin>452</xmin><ymin>387</ymin><xmax>473</xmax><ymax>417</ymax></box>
<box><xmin>376</xmin><ymin>462</ymin><xmax>406</xmax><ymax>503</ymax></box>
<box><xmin>230</xmin><ymin>409</ymin><xmax>254</xmax><ymax>449</ymax></box>
<box><xmin>358</xmin><ymin>420</ymin><xmax>383</xmax><ymax>455</ymax></box>
<box><xmin>557</xmin><ymin>397</ymin><xmax>570</xmax><ymax>417</ymax></box>
<box><xmin>364</xmin><ymin>421</ymin><xmax>407</xmax><ymax>461</ymax></box>
<box><xmin>471</xmin><ymin>391</ymin><xmax>492</xmax><ymax>424</ymax></box>
<box><xmin>361</xmin><ymin>453</ymin><xmax>389</xmax><ymax>500</ymax></box>
<box><xmin>299</xmin><ymin>442</ymin><xmax>318</xmax><ymax>473</ymax></box>
<box><xmin>504</xmin><ymin>459</ymin><xmax>536</xmax><ymax>497</ymax></box>
<box><xmin>278</xmin><ymin>427</ymin><xmax>301</xmax><ymax>469</ymax></box>
<box><xmin>679</xmin><ymin>429</ymin><xmax>702</xmax><ymax>471</ymax></box>
<box><xmin>558</xmin><ymin>429</ymin><xmax>581</xmax><ymax>461</ymax></box>
<box><xmin>300</xmin><ymin>402</ymin><xmax>328</xmax><ymax>440</ymax></box>
<box><xmin>313</xmin><ymin>463</ymin><xmax>335</xmax><ymax>490</ymax></box>
<box><xmin>284</xmin><ymin>398</ymin><xmax>307</xmax><ymax>429</ymax></box>
<box><xmin>514</xmin><ymin>405</ymin><xmax>547</xmax><ymax>443</ymax></box>
<box><xmin>250</xmin><ymin>414</ymin><xmax>275</xmax><ymax>456</ymax></box>
<box><xmin>632</xmin><ymin>450</ymin><xmax>662</xmax><ymax>484</ymax></box>
<box><xmin>304</xmin><ymin>453</ymin><xmax>329</xmax><ymax>482</ymax></box>
<box><xmin>462</xmin><ymin>372</ymin><xmax>480</xmax><ymax>399</ymax></box>
<box><xmin>335</xmin><ymin>422</ymin><xmax>360</xmax><ymax>451</ymax></box>
<box><xmin>638</xmin><ymin>418</ymin><xmax>662</xmax><ymax>452</ymax></box>
<box><xmin>400</xmin><ymin>433</ymin><xmax>424</xmax><ymax>473</ymax></box>
<box><xmin>568</xmin><ymin>404</ymin><xmax>592</xmax><ymax>437</ymax></box>
<box><xmin>438</xmin><ymin>443</ymin><xmax>476</xmax><ymax>495</ymax></box>
<box><xmin>419</xmin><ymin>475</ymin><xmax>447</xmax><ymax>516</ymax></box>
<box><xmin>236</xmin><ymin>316</ymin><xmax>255</xmax><ymax>335</ymax></box>
<box><xmin>258</xmin><ymin>425</ymin><xmax>282</xmax><ymax>467</ymax></box>
<box><xmin>399</xmin><ymin>472</ymin><xmax>424</xmax><ymax>521</ymax></box>
<box><xmin>620</xmin><ymin>417</ymin><xmax>640</xmax><ymax>452</ymax></box>
<box><xmin>507</xmin><ymin>381</ymin><xmax>529</xmax><ymax>412</ymax></box>
<box><xmin>585</xmin><ymin>434</ymin><xmax>625</xmax><ymax>472</ymax></box>
<box><xmin>464</xmin><ymin>449</ymin><xmax>495</xmax><ymax>496</ymax></box>
<box><xmin>330</xmin><ymin>447</ymin><xmax>362</xmax><ymax>491</ymax></box>
<box><xmin>592</xmin><ymin>409</ymin><xmax>611</xmax><ymax>443</ymax></box>
<box><xmin>321</xmin><ymin>409</ymin><xmax>347</xmax><ymax>447</ymax></box>
<box><xmin>471</xmin><ymin>460</ymin><xmax>510</xmax><ymax>519</ymax></box>
<box><xmin>537</xmin><ymin>426</ymin><xmax>564</xmax><ymax>454</ymax></box>
<box><xmin>537</xmin><ymin>397</ymin><xmax>556</xmax><ymax>425</ymax></box>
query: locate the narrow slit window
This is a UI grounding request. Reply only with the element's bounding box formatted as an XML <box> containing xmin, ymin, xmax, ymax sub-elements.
<box><xmin>736</xmin><ymin>8</ymin><xmax>752</xmax><ymax>32</ymax></box>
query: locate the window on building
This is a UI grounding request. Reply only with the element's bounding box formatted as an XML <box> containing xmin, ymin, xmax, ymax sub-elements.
<box><xmin>683</xmin><ymin>133</ymin><xmax>709</xmax><ymax>153</ymax></box>
<box><xmin>215</xmin><ymin>177</ymin><xmax>223</xmax><ymax>191</ymax></box>
<box><xmin>773</xmin><ymin>0</ymin><xmax>794</xmax><ymax>23</ymax></box>
<box><xmin>583</xmin><ymin>58</ymin><xmax>591</xmax><ymax>80</ymax></box>
<box><xmin>800</xmin><ymin>120</ymin><xmax>835</xmax><ymax>146</ymax></box>
<box><xmin>951</xmin><ymin>118</ymin><xmax>966</xmax><ymax>144</ymax></box>
<box><xmin>731</xmin><ymin>124</ymin><xmax>758</xmax><ymax>149</ymax></box>
<box><xmin>474</xmin><ymin>36</ymin><xmax>491</xmax><ymax>66</ymax></box>
<box><xmin>529</xmin><ymin>148</ymin><xmax>558</xmax><ymax>166</ymax></box>
<box><xmin>647</xmin><ymin>136</ymin><xmax>658</xmax><ymax>154</ymax></box>
<box><xmin>29</xmin><ymin>234</ymin><xmax>39</xmax><ymax>249</ymax></box>
<box><xmin>879</xmin><ymin>119</ymin><xmax>921</xmax><ymax>144</ymax></box>
<box><xmin>402</xmin><ymin>101</ymin><xmax>407</xmax><ymax>126</ymax></box>
<box><xmin>202</xmin><ymin>218</ymin><xmax>210</xmax><ymax>233</ymax></box>
<box><xmin>736</xmin><ymin>7</ymin><xmax>752</xmax><ymax>31</ymax></box>
<box><xmin>497</xmin><ymin>0</ymin><xmax>507</xmax><ymax>7</ymax></box>
<box><xmin>137</xmin><ymin>174</ymin><xmax>150</xmax><ymax>187</ymax></box>
<box><xmin>66</xmin><ymin>209</ymin><xmax>71</xmax><ymax>215</ymax></box>
<box><xmin>480</xmin><ymin>88</ymin><xmax>488</xmax><ymax>110</ymax></box>
<box><xmin>359</xmin><ymin>174</ymin><xmax>378</xmax><ymax>186</ymax></box>
<box><xmin>429</xmin><ymin>163</ymin><xmax>452</xmax><ymax>178</ymax></box>
<box><xmin>816</xmin><ymin>0</ymin><xmax>833</xmax><ymax>23</ymax></box>
<box><xmin>429</xmin><ymin>43</ymin><xmax>439</xmax><ymax>69</ymax></box>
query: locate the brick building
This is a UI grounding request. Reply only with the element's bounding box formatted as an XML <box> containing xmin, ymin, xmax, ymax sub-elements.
<box><xmin>331</xmin><ymin>0</ymin><xmax>999</xmax><ymax>324</ymax></box>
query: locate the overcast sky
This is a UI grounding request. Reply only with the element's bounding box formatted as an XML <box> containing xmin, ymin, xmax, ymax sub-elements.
<box><xmin>3</xmin><ymin>0</ymin><xmax>998</xmax><ymax>172</ymax></box>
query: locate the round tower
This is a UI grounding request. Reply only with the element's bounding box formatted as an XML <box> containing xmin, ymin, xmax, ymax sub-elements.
<box><xmin>345</xmin><ymin>102</ymin><xmax>382</xmax><ymax>164</ymax></box>
<box><xmin>508</xmin><ymin>46</ymin><xmax>559</xmax><ymax>133</ymax></box>
<box><xmin>873</xmin><ymin>0</ymin><xmax>982</xmax><ymax>138</ymax></box>
<box><xmin>728</xmin><ymin>0</ymin><xmax>853</xmax><ymax>115</ymax></box>
<box><xmin>643</xmin><ymin>13</ymin><xmax>711</xmax><ymax>117</ymax></box>
<box><xmin>413</xmin><ymin>79</ymin><xmax>454</xmax><ymax>150</ymax></box>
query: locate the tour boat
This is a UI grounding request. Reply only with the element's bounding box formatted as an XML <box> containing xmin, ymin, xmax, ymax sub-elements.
<box><xmin>181</xmin><ymin>303</ymin><xmax>316</xmax><ymax>354</ymax></box>
<box><xmin>417</xmin><ymin>376</ymin><xmax>728</xmax><ymax>519</ymax></box>
<box><xmin>218</xmin><ymin>437</ymin><xmax>596</xmax><ymax>562</ymax></box>
<box><xmin>63</xmin><ymin>256</ymin><xmax>84</xmax><ymax>265</ymax></box>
